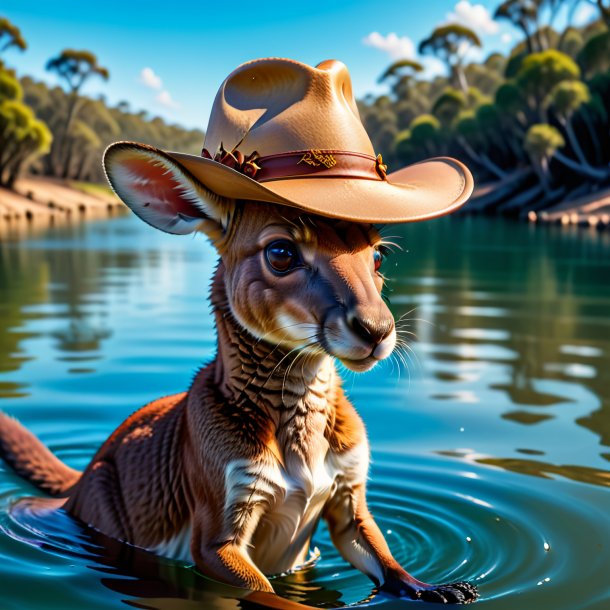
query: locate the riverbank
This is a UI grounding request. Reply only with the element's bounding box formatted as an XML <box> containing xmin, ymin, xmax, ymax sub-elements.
<box><xmin>466</xmin><ymin>175</ymin><xmax>610</xmax><ymax>230</ymax></box>
<box><xmin>0</xmin><ymin>176</ymin><xmax>125</xmax><ymax>239</ymax></box>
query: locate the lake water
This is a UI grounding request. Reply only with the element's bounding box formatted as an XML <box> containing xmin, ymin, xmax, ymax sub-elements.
<box><xmin>0</xmin><ymin>214</ymin><xmax>609</xmax><ymax>609</ymax></box>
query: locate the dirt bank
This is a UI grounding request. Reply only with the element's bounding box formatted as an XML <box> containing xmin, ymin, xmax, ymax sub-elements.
<box><xmin>0</xmin><ymin>176</ymin><xmax>125</xmax><ymax>239</ymax></box>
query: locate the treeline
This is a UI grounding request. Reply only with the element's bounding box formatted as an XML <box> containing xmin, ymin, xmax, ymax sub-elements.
<box><xmin>0</xmin><ymin>17</ymin><xmax>203</xmax><ymax>189</ymax></box>
<box><xmin>359</xmin><ymin>0</ymin><xmax>610</xmax><ymax>213</ymax></box>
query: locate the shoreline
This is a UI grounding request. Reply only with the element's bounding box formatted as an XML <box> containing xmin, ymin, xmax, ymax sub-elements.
<box><xmin>0</xmin><ymin>176</ymin><xmax>125</xmax><ymax>239</ymax></box>
<box><xmin>465</xmin><ymin>177</ymin><xmax>610</xmax><ymax>231</ymax></box>
<box><xmin>3</xmin><ymin>175</ymin><xmax>610</xmax><ymax>237</ymax></box>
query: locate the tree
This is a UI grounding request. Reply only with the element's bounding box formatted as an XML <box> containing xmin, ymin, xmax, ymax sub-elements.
<box><xmin>454</xmin><ymin>110</ymin><xmax>507</xmax><ymax>179</ymax></box>
<box><xmin>418</xmin><ymin>24</ymin><xmax>481</xmax><ymax>93</ymax></box>
<box><xmin>524</xmin><ymin>124</ymin><xmax>564</xmax><ymax>194</ymax></box>
<box><xmin>432</xmin><ymin>88</ymin><xmax>466</xmax><ymax>127</ymax></box>
<box><xmin>578</xmin><ymin>31</ymin><xmax>610</xmax><ymax>77</ymax></box>
<box><xmin>515</xmin><ymin>49</ymin><xmax>580</xmax><ymax>119</ymax></box>
<box><xmin>588</xmin><ymin>0</ymin><xmax>610</xmax><ymax>28</ymax></box>
<box><xmin>0</xmin><ymin>69</ymin><xmax>52</xmax><ymax>188</ymax></box>
<box><xmin>45</xmin><ymin>49</ymin><xmax>109</xmax><ymax>177</ymax></box>
<box><xmin>0</xmin><ymin>17</ymin><xmax>26</xmax><ymax>55</ymax></box>
<box><xmin>378</xmin><ymin>59</ymin><xmax>424</xmax><ymax>101</ymax></box>
<box><xmin>547</xmin><ymin>80</ymin><xmax>608</xmax><ymax>178</ymax></box>
<box><xmin>407</xmin><ymin>114</ymin><xmax>442</xmax><ymax>156</ymax></box>
<box><xmin>494</xmin><ymin>0</ymin><xmax>544</xmax><ymax>53</ymax></box>
<box><xmin>378</xmin><ymin>58</ymin><xmax>423</xmax><ymax>84</ymax></box>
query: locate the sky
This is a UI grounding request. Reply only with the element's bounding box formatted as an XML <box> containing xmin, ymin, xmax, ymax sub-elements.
<box><xmin>2</xmin><ymin>0</ymin><xmax>599</xmax><ymax>131</ymax></box>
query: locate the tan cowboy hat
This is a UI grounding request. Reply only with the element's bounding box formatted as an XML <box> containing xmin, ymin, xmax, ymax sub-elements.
<box><xmin>105</xmin><ymin>58</ymin><xmax>473</xmax><ymax>226</ymax></box>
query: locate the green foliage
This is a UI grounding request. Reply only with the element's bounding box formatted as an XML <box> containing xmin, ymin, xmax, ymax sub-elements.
<box><xmin>495</xmin><ymin>82</ymin><xmax>525</xmax><ymax>116</ymax></box>
<box><xmin>46</xmin><ymin>49</ymin><xmax>109</xmax><ymax>91</ymax></box>
<box><xmin>454</xmin><ymin>110</ymin><xmax>479</xmax><ymax>139</ymax></box>
<box><xmin>494</xmin><ymin>0</ymin><xmax>541</xmax><ymax>53</ymax></box>
<box><xmin>432</xmin><ymin>87</ymin><xmax>466</xmax><ymax>126</ymax></box>
<box><xmin>547</xmin><ymin>80</ymin><xmax>590</xmax><ymax>118</ymax></box>
<box><xmin>408</xmin><ymin>114</ymin><xmax>441</xmax><ymax>148</ymax></box>
<box><xmin>559</xmin><ymin>28</ymin><xmax>584</xmax><ymax>59</ymax></box>
<box><xmin>418</xmin><ymin>24</ymin><xmax>482</xmax><ymax>57</ymax></box>
<box><xmin>378</xmin><ymin>59</ymin><xmax>423</xmax><ymax>83</ymax></box>
<box><xmin>367</xmin><ymin>4</ymin><xmax>610</xmax><ymax>196</ymax></box>
<box><xmin>524</xmin><ymin>124</ymin><xmax>565</xmax><ymax>160</ymax></box>
<box><xmin>0</xmin><ymin>17</ymin><xmax>27</xmax><ymax>54</ymax></box>
<box><xmin>0</xmin><ymin>68</ymin><xmax>53</xmax><ymax>187</ymax></box>
<box><xmin>418</xmin><ymin>24</ymin><xmax>481</xmax><ymax>92</ymax></box>
<box><xmin>0</xmin><ymin>68</ymin><xmax>22</xmax><ymax>101</ymax></box>
<box><xmin>505</xmin><ymin>51</ymin><xmax>527</xmax><ymax>78</ymax></box>
<box><xmin>515</xmin><ymin>50</ymin><xmax>580</xmax><ymax>103</ymax></box>
<box><xmin>578</xmin><ymin>31</ymin><xmax>610</xmax><ymax>76</ymax></box>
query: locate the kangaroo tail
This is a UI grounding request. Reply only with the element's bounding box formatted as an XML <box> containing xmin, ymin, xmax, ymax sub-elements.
<box><xmin>0</xmin><ymin>412</ymin><xmax>81</xmax><ymax>497</ymax></box>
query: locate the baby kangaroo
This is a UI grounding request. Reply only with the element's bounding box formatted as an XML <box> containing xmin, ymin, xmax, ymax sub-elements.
<box><xmin>0</xmin><ymin>58</ymin><xmax>476</xmax><ymax>606</ymax></box>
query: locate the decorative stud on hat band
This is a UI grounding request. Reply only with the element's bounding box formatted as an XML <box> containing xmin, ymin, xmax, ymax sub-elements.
<box><xmin>201</xmin><ymin>145</ymin><xmax>389</xmax><ymax>183</ymax></box>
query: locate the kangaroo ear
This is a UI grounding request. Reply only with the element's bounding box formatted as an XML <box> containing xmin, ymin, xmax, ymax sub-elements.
<box><xmin>103</xmin><ymin>142</ymin><xmax>233</xmax><ymax>236</ymax></box>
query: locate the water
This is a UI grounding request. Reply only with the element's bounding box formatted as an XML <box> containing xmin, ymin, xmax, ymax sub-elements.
<box><xmin>0</xmin><ymin>214</ymin><xmax>609</xmax><ymax>609</ymax></box>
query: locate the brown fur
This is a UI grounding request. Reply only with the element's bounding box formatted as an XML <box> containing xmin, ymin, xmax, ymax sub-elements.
<box><xmin>0</xmin><ymin>151</ymin><xmax>478</xmax><ymax>606</ymax></box>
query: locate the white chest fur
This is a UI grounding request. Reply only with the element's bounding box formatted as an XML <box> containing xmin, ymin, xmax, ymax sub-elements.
<box><xmin>250</xmin><ymin>441</ymin><xmax>369</xmax><ymax>575</ymax></box>
<box><xmin>147</xmin><ymin>442</ymin><xmax>369</xmax><ymax>570</ymax></box>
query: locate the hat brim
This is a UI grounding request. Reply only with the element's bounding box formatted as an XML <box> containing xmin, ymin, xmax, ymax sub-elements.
<box><xmin>168</xmin><ymin>151</ymin><xmax>473</xmax><ymax>224</ymax></box>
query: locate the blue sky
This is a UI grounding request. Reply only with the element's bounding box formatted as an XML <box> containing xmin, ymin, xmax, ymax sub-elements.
<box><xmin>2</xmin><ymin>1</ymin><xmax>599</xmax><ymax>130</ymax></box>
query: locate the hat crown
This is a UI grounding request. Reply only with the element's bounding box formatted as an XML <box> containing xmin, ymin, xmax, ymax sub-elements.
<box><xmin>203</xmin><ymin>58</ymin><xmax>375</xmax><ymax>157</ymax></box>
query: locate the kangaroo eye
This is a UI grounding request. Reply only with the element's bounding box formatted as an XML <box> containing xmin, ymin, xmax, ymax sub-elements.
<box><xmin>373</xmin><ymin>249</ymin><xmax>383</xmax><ymax>272</ymax></box>
<box><xmin>265</xmin><ymin>240</ymin><xmax>299</xmax><ymax>274</ymax></box>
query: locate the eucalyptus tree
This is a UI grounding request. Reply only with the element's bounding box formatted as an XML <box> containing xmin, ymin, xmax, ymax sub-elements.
<box><xmin>547</xmin><ymin>81</ymin><xmax>608</xmax><ymax>178</ymax></box>
<box><xmin>432</xmin><ymin>88</ymin><xmax>466</xmax><ymax>127</ymax></box>
<box><xmin>0</xmin><ymin>17</ymin><xmax>26</xmax><ymax>55</ymax></box>
<box><xmin>45</xmin><ymin>49</ymin><xmax>109</xmax><ymax>176</ymax></box>
<box><xmin>524</xmin><ymin>123</ymin><xmax>564</xmax><ymax>195</ymax></box>
<box><xmin>515</xmin><ymin>49</ymin><xmax>580</xmax><ymax>120</ymax></box>
<box><xmin>0</xmin><ymin>69</ymin><xmax>52</xmax><ymax>188</ymax></box>
<box><xmin>454</xmin><ymin>110</ymin><xmax>508</xmax><ymax>179</ymax></box>
<box><xmin>578</xmin><ymin>30</ymin><xmax>610</xmax><ymax>76</ymax></box>
<box><xmin>378</xmin><ymin>58</ymin><xmax>424</xmax><ymax>102</ymax></box>
<box><xmin>418</xmin><ymin>24</ymin><xmax>481</xmax><ymax>93</ymax></box>
<box><xmin>494</xmin><ymin>0</ymin><xmax>544</xmax><ymax>53</ymax></box>
<box><xmin>588</xmin><ymin>0</ymin><xmax>610</xmax><ymax>27</ymax></box>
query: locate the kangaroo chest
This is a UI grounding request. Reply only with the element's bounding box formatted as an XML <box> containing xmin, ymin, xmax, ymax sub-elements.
<box><xmin>249</xmin><ymin>432</ymin><xmax>337</xmax><ymax>575</ymax></box>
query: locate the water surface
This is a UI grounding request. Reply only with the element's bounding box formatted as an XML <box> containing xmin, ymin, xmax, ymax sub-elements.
<box><xmin>0</xmin><ymin>215</ymin><xmax>609</xmax><ymax>609</ymax></box>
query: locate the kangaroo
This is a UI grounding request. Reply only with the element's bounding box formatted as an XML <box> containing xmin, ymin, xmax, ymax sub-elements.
<box><xmin>0</xmin><ymin>57</ymin><xmax>477</xmax><ymax>607</ymax></box>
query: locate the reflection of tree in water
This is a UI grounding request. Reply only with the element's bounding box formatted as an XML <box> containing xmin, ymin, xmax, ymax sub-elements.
<box><xmin>0</xmin><ymin>229</ymin><xmax>143</xmax><ymax>394</ymax></box>
<box><xmin>51</xmin><ymin>319</ymin><xmax>111</xmax><ymax>352</ymax></box>
<box><xmin>389</xmin><ymin>218</ymin><xmax>610</xmax><ymax>458</ymax></box>
<box><xmin>438</xmin><ymin>450</ymin><xmax>610</xmax><ymax>488</ymax></box>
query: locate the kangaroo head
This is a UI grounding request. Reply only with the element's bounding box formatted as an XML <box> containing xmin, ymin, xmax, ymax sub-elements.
<box><xmin>105</xmin><ymin>143</ymin><xmax>396</xmax><ymax>372</ymax></box>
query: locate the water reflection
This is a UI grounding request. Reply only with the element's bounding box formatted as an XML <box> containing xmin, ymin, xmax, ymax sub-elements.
<box><xmin>0</xmin><ymin>214</ymin><xmax>609</xmax><ymax>609</ymax></box>
<box><xmin>387</xmin><ymin>217</ymin><xmax>610</xmax><ymax>463</ymax></box>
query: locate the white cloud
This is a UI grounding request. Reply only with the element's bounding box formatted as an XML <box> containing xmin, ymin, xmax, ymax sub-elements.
<box><xmin>139</xmin><ymin>67</ymin><xmax>162</xmax><ymax>90</ymax></box>
<box><xmin>445</xmin><ymin>1</ymin><xmax>499</xmax><ymax>35</ymax></box>
<box><xmin>501</xmin><ymin>32</ymin><xmax>513</xmax><ymax>45</ymax></box>
<box><xmin>362</xmin><ymin>32</ymin><xmax>416</xmax><ymax>60</ymax></box>
<box><xmin>156</xmin><ymin>90</ymin><xmax>180</xmax><ymax>109</ymax></box>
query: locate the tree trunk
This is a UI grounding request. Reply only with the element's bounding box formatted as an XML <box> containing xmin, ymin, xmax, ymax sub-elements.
<box><xmin>537</xmin><ymin>156</ymin><xmax>552</xmax><ymax>197</ymax></box>
<box><xmin>52</xmin><ymin>91</ymin><xmax>80</xmax><ymax>177</ymax></box>
<box><xmin>62</xmin><ymin>136</ymin><xmax>76</xmax><ymax>180</ymax></box>
<box><xmin>457</xmin><ymin>136</ymin><xmax>507</xmax><ymax>179</ymax></box>
<box><xmin>519</xmin><ymin>21</ymin><xmax>534</xmax><ymax>54</ymax></box>
<box><xmin>553</xmin><ymin>150</ymin><xmax>609</xmax><ymax>180</ymax></box>
<box><xmin>579</xmin><ymin>107</ymin><xmax>603</xmax><ymax>166</ymax></box>
<box><xmin>455</xmin><ymin>64</ymin><xmax>468</xmax><ymax>94</ymax></box>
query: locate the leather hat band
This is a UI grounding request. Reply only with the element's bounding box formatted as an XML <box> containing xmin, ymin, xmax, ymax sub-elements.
<box><xmin>201</xmin><ymin>147</ymin><xmax>388</xmax><ymax>182</ymax></box>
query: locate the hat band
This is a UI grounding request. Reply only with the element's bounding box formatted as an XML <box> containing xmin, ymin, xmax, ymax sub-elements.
<box><xmin>201</xmin><ymin>147</ymin><xmax>388</xmax><ymax>182</ymax></box>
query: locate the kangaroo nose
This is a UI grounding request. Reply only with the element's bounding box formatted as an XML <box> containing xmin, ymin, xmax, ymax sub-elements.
<box><xmin>347</xmin><ymin>312</ymin><xmax>394</xmax><ymax>345</ymax></box>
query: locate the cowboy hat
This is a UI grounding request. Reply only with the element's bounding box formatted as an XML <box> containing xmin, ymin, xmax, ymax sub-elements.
<box><xmin>104</xmin><ymin>58</ymin><xmax>473</xmax><ymax>232</ymax></box>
